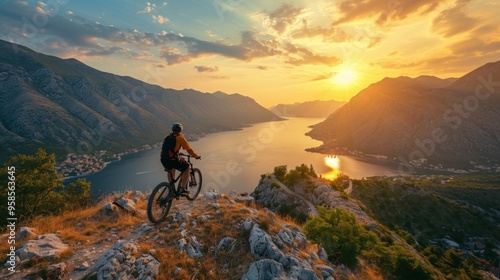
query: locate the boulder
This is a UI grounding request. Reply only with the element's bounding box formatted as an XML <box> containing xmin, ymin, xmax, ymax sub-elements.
<box><xmin>113</xmin><ymin>197</ymin><xmax>137</xmax><ymax>214</ymax></box>
<box><xmin>46</xmin><ymin>262</ymin><xmax>67</xmax><ymax>279</ymax></box>
<box><xmin>315</xmin><ymin>265</ymin><xmax>335</xmax><ymax>278</ymax></box>
<box><xmin>318</xmin><ymin>247</ymin><xmax>329</xmax><ymax>262</ymax></box>
<box><xmin>235</xmin><ymin>195</ymin><xmax>255</xmax><ymax>207</ymax></box>
<box><xmin>187</xmin><ymin>236</ymin><xmax>203</xmax><ymax>258</ymax></box>
<box><xmin>17</xmin><ymin>227</ymin><xmax>37</xmax><ymax>241</ymax></box>
<box><xmin>16</xmin><ymin>234</ymin><xmax>69</xmax><ymax>260</ymax></box>
<box><xmin>197</xmin><ymin>215</ymin><xmax>210</xmax><ymax>221</ymax></box>
<box><xmin>175</xmin><ymin>212</ymin><xmax>191</xmax><ymax>220</ymax></box>
<box><xmin>205</xmin><ymin>190</ymin><xmax>221</xmax><ymax>200</ymax></box>
<box><xmin>135</xmin><ymin>254</ymin><xmax>160</xmax><ymax>279</ymax></box>
<box><xmin>242</xmin><ymin>259</ymin><xmax>284</xmax><ymax>280</ymax></box>
<box><xmin>216</xmin><ymin>237</ymin><xmax>236</xmax><ymax>255</ymax></box>
<box><xmin>100</xmin><ymin>202</ymin><xmax>118</xmax><ymax>215</ymax></box>
<box><xmin>249</xmin><ymin>224</ymin><xmax>285</xmax><ymax>262</ymax></box>
<box><xmin>243</xmin><ymin>217</ymin><xmax>254</xmax><ymax>231</ymax></box>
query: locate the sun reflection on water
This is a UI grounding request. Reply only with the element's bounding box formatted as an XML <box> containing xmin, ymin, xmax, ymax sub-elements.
<box><xmin>323</xmin><ymin>155</ymin><xmax>342</xmax><ymax>180</ymax></box>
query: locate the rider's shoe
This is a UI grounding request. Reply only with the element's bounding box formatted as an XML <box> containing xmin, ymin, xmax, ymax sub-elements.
<box><xmin>179</xmin><ymin>188</ymin><xmax>189</xmax><ymax>196</ymax></box>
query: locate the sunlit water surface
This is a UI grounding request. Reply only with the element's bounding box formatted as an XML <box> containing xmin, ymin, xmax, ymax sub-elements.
<box><xmin>76</xmin><ymin>118</ymin><xmax>401</xmax><ymax>197</ymax></box>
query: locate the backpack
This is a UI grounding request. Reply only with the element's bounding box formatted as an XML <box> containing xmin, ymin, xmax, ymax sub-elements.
<box><xmin>161</xmin><ymin>133</ymin><xmax>179</xmax><ymax>159</ymax></box>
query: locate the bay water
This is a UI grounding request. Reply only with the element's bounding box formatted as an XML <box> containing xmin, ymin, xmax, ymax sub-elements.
<box><xmin>80</xmin><ymin>118</ymin><xmax>401</xmax><ymax>197</ymax></box>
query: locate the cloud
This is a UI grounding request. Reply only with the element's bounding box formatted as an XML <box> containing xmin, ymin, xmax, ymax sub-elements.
<box><xmin>0</xmin><ymin>1</ymin><xmax>341</xmax><ymax>67</ymax></box>
<box><xmin>450</xmin><ymin>37</ymin><xmax>500</xmax><ymax>57</ymax></box>
<box><xmin>432</xmin><ymin>0</ymin><xmax>478</xmax><ymax>37</ymax></box>
<box><xmin>256</xmin><ymin>66</ymin><xmax>268</xmax><ymax>70</ymax></box>
<box><xmin>195</xmin><ymin>66</ymin><xmax>219</xmax><ymax>73</ymax></box>
<box><xmin>208</xmin><ymin>75</ymin><xmax>229</xmax><ymax>79</ymax></box>
<box><xmin>335</xmin><ymin>0</ymin><xmax>441</xmax><ymax>25</ymax></box>
<box><xmin>264</xmin><ymin>3</ymin><xmax>304</xmax><ymax>34</ymax></box>
<box><xmin>311</xmin><ymin>74</ymin><xmax>332</xmax><ymax>81</ymax></box>
<box><xmin>284</xmin><ymin>43</ymin><xmax>341</xmax><ymax>66</ymax></box>
<box><xmin>291</xmin><ymin>19</ymin><xmax>350</xmax><ymax>42</ymax></box>
<box><xmin>160</xmin><ymin>31</ymin><xmax>281</xmax><ymax>65</ymax></box>
<box><xmin>138</xmin><ymin>2</ymin><xmax>156</xmax><ymax>14</ymax></box>
<box><xmin>153</xmin><ymin>14</ymin><xmax>169</xmax><ymax>24</ymax></box>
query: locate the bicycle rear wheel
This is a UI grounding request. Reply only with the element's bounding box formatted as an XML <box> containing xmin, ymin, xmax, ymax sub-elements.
<box><xmin>186</xmin><ymin>168</ymin><xmax>202</xmax><ymax>201</ymax></box>
<box><xmin>147</xmin><ymin>182</ymin><xmax>173</xmax><ymax>224</ymax></box>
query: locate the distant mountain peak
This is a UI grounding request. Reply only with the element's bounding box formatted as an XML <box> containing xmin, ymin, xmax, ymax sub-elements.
<box><xmin>270</xmin><ymin>100</ymin><xmax>346</xmax><ymax>118</ymax></box>
<box><xmin>307</xmin><ymin>60</ymin><xmax>500</xmax><ymax>167</ymax></box>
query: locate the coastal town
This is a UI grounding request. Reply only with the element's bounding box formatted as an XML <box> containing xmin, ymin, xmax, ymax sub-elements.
<box><xmin>56</xmin><ymin>145</ymin><xmax>155</xmax><ymax>178</ymax></box>
<box><xmin>56</xmin><ymin>133</ymin><xmax>205</xmax><ymax>178</ymax></box>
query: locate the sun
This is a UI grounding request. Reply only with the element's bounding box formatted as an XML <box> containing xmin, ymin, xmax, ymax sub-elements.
<box><xmin>332</xmin><ymin>68</ymin><xmax>356</xmax><ymax>85</ymax></box>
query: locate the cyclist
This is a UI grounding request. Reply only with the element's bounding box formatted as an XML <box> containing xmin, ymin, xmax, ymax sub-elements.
<box><xmin>160</xmin><ymin>123</ymin><xmax>201</xmax><ymax>196</ymax></box>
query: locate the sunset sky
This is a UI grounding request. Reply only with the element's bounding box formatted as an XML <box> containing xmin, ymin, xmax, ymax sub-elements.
<box><xmin>1</xmin><ymin>0</ymin><xmax>500</xmax><ymax>107</ymax></box>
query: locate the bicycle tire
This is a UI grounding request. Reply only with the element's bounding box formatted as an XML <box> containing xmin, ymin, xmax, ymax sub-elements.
<box><xmin>147</xmin><ymin>182</ymin><xmax>173</xmax><ymax>224</ymax></box>
<box><xmin>186</xmin><ymin>168</ymin><xmax>202</xmax><ymax>201</ymax></box>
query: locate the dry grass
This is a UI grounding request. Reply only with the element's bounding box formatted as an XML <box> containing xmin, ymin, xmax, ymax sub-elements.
<box><xmin>0</xmin><ymin>196</ymin><xmax>148</xmax><ymax>277</ymax></box>
<box><xmin>59</xmin><ymin>247</ymin><xmax>75</xmax><ymax>259</ymax></box>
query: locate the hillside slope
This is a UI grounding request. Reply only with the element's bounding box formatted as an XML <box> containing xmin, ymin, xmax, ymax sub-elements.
<box><xmin>307</xmin><ymin>62</ymin><xmax>500</xmax><ymax>167</ymax></box>
<box><xmin>1</xmin><ymin>191</ymin><xmax>346</xmax><ymax>280</ymax></box>
<box><xmin>0</xmin><ymin>40</ymin><xmax>280</xmax><ymax>161</ymax></box>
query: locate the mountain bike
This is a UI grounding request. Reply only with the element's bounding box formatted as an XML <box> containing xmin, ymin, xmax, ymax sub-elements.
<box><xmin>147</xmin><ymin>153</ymin><xmax>202</xmax><ymax>224</ymax></box>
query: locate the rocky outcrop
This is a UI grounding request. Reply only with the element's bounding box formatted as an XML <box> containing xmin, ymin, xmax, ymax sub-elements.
<box><xmin>85</xmin><ymin>240</ymin><xmax>159</xmax><ymax>280</ymax></box>
<box><xmin>245</xmin><ymin>222</ymin><xmax>331</xmax><ymax>280</ymax></box>
<box><xmin>242</xmin><ymin>259</ymin><xmax>285</xmax><ymax>280</ymax></box>
<box><xmin>309</xmin><ymin>182</ymin><xmax>377</xmax><ymax>229</ymax></box>
<box><xmin>251</xmin><ymin>177</ymin><xmax>309</xmax><ymax>214</ymax></box>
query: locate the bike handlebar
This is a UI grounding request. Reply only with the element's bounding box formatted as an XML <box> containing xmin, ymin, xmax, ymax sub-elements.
<box><xmin>179</xmin><ymin>153</ymin><xmax>201</xmax><ymax>160</ymax></box>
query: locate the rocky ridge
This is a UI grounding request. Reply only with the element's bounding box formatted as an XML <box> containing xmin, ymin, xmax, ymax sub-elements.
<box><xmin>252</xmin><ymin>177</ymin><xmax>376</xmax><ymax>229</ymax></box>
<box><xmin>1</xmin><ymin>190</ymin><xmax>343</xmax><ymax>280</ymax></box>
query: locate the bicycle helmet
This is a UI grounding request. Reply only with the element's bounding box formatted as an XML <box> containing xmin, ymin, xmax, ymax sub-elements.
<box><xmin>172</xmin><ymin>122</ymin><xmax>183</xmax><ymax>132</ymax></box>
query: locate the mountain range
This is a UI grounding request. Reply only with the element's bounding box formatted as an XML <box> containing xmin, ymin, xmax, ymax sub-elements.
<box><xmin>269</xmin><ymin>100</ymin><xmax>346</xmax><ymax>118</ymax></box>
<box><xmin>307</xmin><ymin>61</ymin><xmax>500</xmax><ymax>167</ymax></box>
<box><xmin>0</xmin><ymin>40</ymin><xmax>280</xmax><ymax>161</ymax></box>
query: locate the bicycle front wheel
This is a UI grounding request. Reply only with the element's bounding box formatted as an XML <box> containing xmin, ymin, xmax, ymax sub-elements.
<box><xmin>186</xmin><ymin>168</ymin><xmax>202</xmax><ymax>201</ymax></box>
<box><xmin>147</xmin><ymin>182</ymin><xmax>173</xmax><ymax>224</ymax></box>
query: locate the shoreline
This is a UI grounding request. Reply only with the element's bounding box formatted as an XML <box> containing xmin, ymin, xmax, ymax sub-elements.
<box><xmin>305</xmin><ymin>146</ymin><xmax>493</xmax><ymax>177</ymax></box>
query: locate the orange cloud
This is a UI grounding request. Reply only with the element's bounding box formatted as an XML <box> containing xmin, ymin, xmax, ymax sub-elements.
<box><xmin>432</xmin><ymin>0</ymin><xmax>478</xmax><ymax>37</ymax></box>
<box><xmin>336</xmin><ymin>0</ymin><xmax>441</xmax><ymax>25</ymax></box>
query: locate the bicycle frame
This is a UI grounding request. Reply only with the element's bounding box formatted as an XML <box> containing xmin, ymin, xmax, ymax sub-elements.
<box><xmin>147</xmin><ymin>153</ymin><xmax>202</xmax><ymax>224</ymax></box>
<box><xmin>166</xmin><ymin>153</ymin><xmax>195</xmax><ymax>194</ymax></box>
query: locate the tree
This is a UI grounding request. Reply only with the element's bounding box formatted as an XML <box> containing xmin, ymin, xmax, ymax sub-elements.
<box><xmin>0</xmin><ymin>149</ymin><xmax>64</xmax><ymax>221</ymax></box>
<box><xmin>64</xmin><ymin>178</ymin><xmax>91</xmax><ymax>210</ymax></box>
<box><xmin>0</xmin><ymin>149</ymin><xmax>92</xmax><ymax>222</ymax></box>
<box><xmin>273</xmin><ymin>165</ymin><xmax>287</xmax><ymax>182</ymax></box>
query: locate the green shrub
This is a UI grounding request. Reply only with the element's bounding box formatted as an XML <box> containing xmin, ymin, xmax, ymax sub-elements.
<box><xmin>304</xmin><ymin>207</ymin><xmax>434</xmax><ymax>279</ymax></box>
<box><xmin>0</xmin><ymin>149</ymin><xmax>92</xmax><ymax>223</ymax></box>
